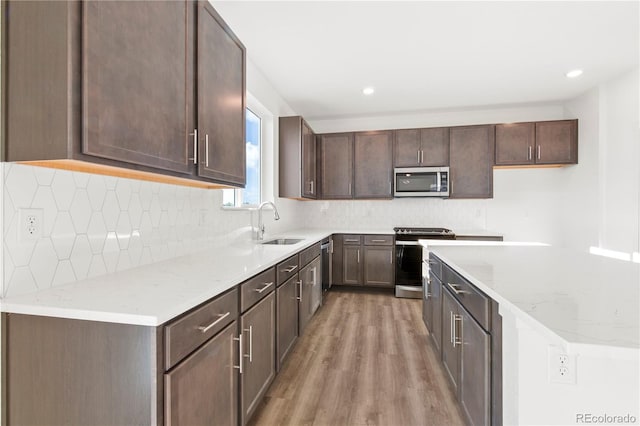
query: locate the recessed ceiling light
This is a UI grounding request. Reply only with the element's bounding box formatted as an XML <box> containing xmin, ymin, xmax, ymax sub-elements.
<box><xmin>566</xmin><ymin>69</ymin><xmax>583</xmax><ymax>78</ymax></box>
<box><xmin>362</xmin><ymin>87</ymin><xmax>375</xmax><ymax>95</ymax></box>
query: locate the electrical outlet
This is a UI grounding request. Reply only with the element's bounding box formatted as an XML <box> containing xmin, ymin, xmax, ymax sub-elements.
<box><xmin>548</xmin><ymin>345</ymin><xmax>577</xmax><ymax>384</ymax></box>
<box><xmin>18</xmin><ymin>208</ymin><xmax>43</xmax><ymax>242</ymax></box>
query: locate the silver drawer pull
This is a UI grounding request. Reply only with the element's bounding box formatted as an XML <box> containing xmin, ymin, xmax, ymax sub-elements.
<box><xmin>345</xmin><ymin>239</ymin><xmax>359</xmax><ymax>242</ymax></box>
<box><xmin>233</xmin><ymin>333</ymin><xmax>243</xmax><ymax>374</ymax></box>
<box><xmin>296</xmin><ymin>280</ymin><xmax>302</xmax><ymax>301</ymax></box>
<box><xmin>446</xmin><ymin>282</ymin><xmax>469</xmax><ymax>295</ymax></box>
<box><xmin>282</xmin><ymin>265</ymin><xmax>298</xmax><ymax>273</ymax></box>
<box><xmin>427</xmin><ymin>259</ymin><xmax>438</xmax><ymax>265</ymax></box>
<box><xmin>453</xmin><ymin>314</ymin><xmax>463</xmax><ymax>347</ymax></box>
<box><xmin>197</xmin><ymin>312</ymin><xmax>230</xmax><ymax>333</ymax></box>
<box><xmin>371</xmin><ymin>239</ymin><xmax>387</xmax><ymax>243</ymax></box>
<box><xmin>254</xmin><ymin>282</ymin><xmax>274</xmax><ymax>293</ymax></box>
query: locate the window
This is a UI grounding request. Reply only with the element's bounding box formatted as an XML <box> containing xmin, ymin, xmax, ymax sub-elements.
<box><xmin>223</xmin><ymin>108</ymin><xmax>261</xmax><ymax>207</ymax></box>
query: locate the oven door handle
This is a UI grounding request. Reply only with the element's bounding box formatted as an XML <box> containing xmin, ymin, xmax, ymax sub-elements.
<box><xmin>395</xmin><ymin>240</ymin><xmax>420</xmax><ymax>246</ymax></box>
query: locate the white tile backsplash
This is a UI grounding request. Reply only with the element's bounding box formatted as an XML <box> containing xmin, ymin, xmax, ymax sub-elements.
<box><xmin>1</xmin><ymin>163</ymin><xmax>299</xmax><ymax>298</ymax></box>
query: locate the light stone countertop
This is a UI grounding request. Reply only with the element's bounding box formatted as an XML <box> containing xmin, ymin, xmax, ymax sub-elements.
<box><xmin>0</xmin><ymin>229</ymin><xmax>336</xmax><ymax>326</ymax></box>
<box><xmin>421</xmin><ymin>240</ymin><xmax>640</xmax><ymax>353</ymax></box>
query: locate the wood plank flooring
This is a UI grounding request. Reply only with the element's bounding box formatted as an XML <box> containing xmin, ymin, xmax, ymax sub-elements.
<box><xmin>249</xmin><ymin>289</ymin><xmax>465</xmax><ymax>426</ymax></box>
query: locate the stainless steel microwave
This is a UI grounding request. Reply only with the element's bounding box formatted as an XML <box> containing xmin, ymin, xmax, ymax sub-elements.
<box><xmin>394</xmin><ymin>167</ymin><xmax>450</xmax><ymax>197</ymax></box>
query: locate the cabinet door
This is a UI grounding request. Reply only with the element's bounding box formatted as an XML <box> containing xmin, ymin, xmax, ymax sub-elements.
<box><xmin>441</xmin><ymin>289</ymin><xmax>460</xmax><ymax>394</ymax></box>
<box><xmin>420</xmin><ymin>127</ymin><xmax>450</xmax><ymax>166</ymax></box>
<box><xmin>354</xmin><ymin>131</ymin><xmax>393</xmax><ymax>198</ymax></box>
<box><xmin>276</xmin><ymin>275</ymin><xmax>299</xmax><ymax>369</ymax></box>
<box><xmin>83</xmin><ymin>1</ymin><xmax>194</xmax><ymax>174</ymax></box>
<box><xmin>363</xmin><ymin>246</ymin><xmax>394</xmax><ymax>287</ymax></box>
<box><xmin>535</xmin><ymin>120</ymin><xmax>578</xmax><ymax>165</ymax></box>
<box><xmin>240</xmin><ymin>293</ymin><xmax>276</xmax><ymax>425</ymax></box>
<box><xmin>342</xmin><ymin>245</ymin><xmax>362</xmax><ymax>285</ymax></box>
<box><xmin>299</xmin><ymin>257</ymin><xmax>321</xmax><ymax>334</ymax></box>
<box><xmin>431</xmin><ymin>274</ymin><xmax>443</xmax><ymax>354</ymax></box>
<box><xmin>319</xmin><ymin>133</ymin><xmax>354</xmax><ymax>199</ymax></box>
<box><xmin>495</xmin><ymin>122</ymin><xmax>535</xmax><ymax>165</ymax></box>
<box><xmin>197</xmin><ymin>1</ymin><xmax>246</xmax><ymax>185</ymax></box>
<box><xmin>450</xmin><ymin>125</ymin><xmax>495</xmax><ymax>198</ymax></box>
<box><xmin>331</xmin><ymin>235</ymin><xmax>345</xmax><ymax>286</ymax></box>
<box><xmin>460</xmin><ymin>307</ymin><xmax>491</xmax><ymax>426</ymax></box>
<box><xmin>165</xmin><ymin>321</ymin><xmax>238</xmax><ymax>426</ymax></box>
<box><xmin>302</xmin><ymin>120</ymin><xmax>317</xmax><ymax>198</ymax></box>
<box><xmin>394</xmin><ymin>129</ymin><xmax>422</xmax><ymax>167</ymax></box>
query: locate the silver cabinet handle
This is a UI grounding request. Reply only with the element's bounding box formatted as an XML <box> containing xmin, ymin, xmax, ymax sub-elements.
<box><xmin>453</xmin><ymin>314</ymin><xmax>463</xmax><ymax>347</ymax></box>
<box><xmin>417</xmin><ymin>151</ymin><xmax>420</xmax><ymax>164</ymax></box>
<box><xmin>424</xmin><ymin>277</ymin><xmax>431</xmax><ymax>298</ymax></box>
<box><xmin>310</xmin><ymin>180</ymin><xmax>314</xmax><ymax>194</ymax></box>
<box><xmin>450</xmin><ymin>311</ymin><xmax>454</xmax><ymax>344</ymax></box>
<box><xmin>298</xmin><ymin>279</ymin><xmax>303</xmax><ymax>302</ymax></box>
<box><xmin>254</xmin><ymin>282</ymin><xmax>273</xmax><ymax>293</ymax></box>
<box><xmin>205</xmin><ymin>134</ymin><xmax>209</xmax><ymax>167</ymax></box>
<box><xmin>189</xmin><ymin>129</ymin><xmax>198</xmax><ymax>164</ymax></box>
<box><xmin>389</xmin><ymin>250</ymin><xmax>393</xmax><ymax>264</ymax></box>
<box><xmin>420</xmin><ymin>150</ymin><xmax>424</xmax><ymax>164</ymax></box>
<box><xmin>345</xmin><ymin>239</ymin><xmax>359</xmax><ymax>242</ymax></box>
<box><xmin>197</xmin><ymin>311</ymin><xmax>230</xmax><ymax>333</ymax></box>
<box><xmin>528</xmin><ymin>146</ymin><xmax>532</xmax><ymax>160</ymax></box>
<box><xmin>329</xmin><ymin>239</ymin><xmax>334</xmax><ymax>254</ymax></box>
<box><xmin>371</xmin><ymin>239</ymin><xmax>387</xmax><ymax>243</ymax></box>
<box><xmin>447</xmin><ymin>282</ymin><xmax>469</xmax><ymax>295</ymax></box>
<box><xmin>282</xmin><ymin>265</ymin><xmax>298</xmax><ymax>273</ymax></box>
<box><xmin>427</xmin><ymin>259</ymin><xmax>438</xmax><ymax>265</ymax></box>
<box><xmin>244</xmin><ymin>325</ymin><xmax>253</xmax><ymax>363</ymax></box>
<box><xmin>233</xmin><ymin>333</ymin><xmax>243</xmax><ymax>374</ymax></box>
<box><xmin>537</xmin><ymin>145</ymin><xmax>541</xmax><ymax>160</ymax></box>
<box><xmin>357</xmin><ymin>249</ymin><xmax>360</xmax><ymax>263</ymax></box>
<box><xmin>389</xmin><ymin>180</ymin><xmax>392</xmax><ymax>194</ymax></box>
<box><xmin>348</xmin><ymin>182</ymin><xmax>352</xmax><ymax>195</ymax></box>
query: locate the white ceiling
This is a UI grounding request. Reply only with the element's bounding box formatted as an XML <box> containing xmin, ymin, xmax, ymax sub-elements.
<box><xmin>212</xmin><ymin>1</ymin><xmax>639</xmax><ymax>120</ymax></box>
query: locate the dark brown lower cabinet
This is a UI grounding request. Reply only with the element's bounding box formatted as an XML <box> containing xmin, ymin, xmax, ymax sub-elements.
<box><xmin>165</xmin><ymin>321</ymin><xmax>238</xmax><ymax>426</ymax></box>
<box><xmin>363</xmin><ymin>245</ymin><xmax>394</xmax><ymax>287</ymax></box>
<box><xmin>343</xmin><ymin>245</ymin><xmax>362</xmax><ymax>285</ymax></box>
<box><xmin>460</xmin><ymin>305</ymin><xmax>491</xmax><ymax>426</ymax></box>
<box><xmin>423</xmin><ymin>272</ymin><xmax>443</xmax><ymax>353</ymax></box>
<box><xmin>240</xmin><ymin>292</ymin><xmax>276</xmax><ymax>425</ymax></box>
<box><xmin>441</xmin><ymin>289</ymin><xmax>461</xmax><ymax>393</ymax></box>
<box><xmin>299</xmin><ymin>256</ymin><xmax>321</xmax><ymax>334</ymax></box>
<box><xmin>277</xmin><ymin>274</ymin><xmax>299</xmax><ymax>370</ymax></box>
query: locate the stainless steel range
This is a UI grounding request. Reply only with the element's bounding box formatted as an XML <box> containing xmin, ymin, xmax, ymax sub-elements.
<box><xmin>394</xmin><ymin>227</ymin><xmax>455</xmax><ymax>298</ymax></box>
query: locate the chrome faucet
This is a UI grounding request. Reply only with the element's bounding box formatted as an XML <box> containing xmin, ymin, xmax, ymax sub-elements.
<box><xmin>256</xmin><ymin>201</ymin><xmax>280</xmax><ymax>240</ymax></box>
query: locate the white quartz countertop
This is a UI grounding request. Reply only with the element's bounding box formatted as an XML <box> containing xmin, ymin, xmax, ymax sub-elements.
<box><xmin>421</xmin><ymin>241</ymin><xmax>640</xmax><ymax>351</ymax></box>
<box><xmin>0</xmin><ymin>229</ymin><xmax>336</xmax><ymax>326</ymax></box>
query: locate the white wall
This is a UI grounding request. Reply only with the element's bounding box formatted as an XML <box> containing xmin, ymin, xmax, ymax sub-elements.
<box><xmin>562</xmin><ymin>67</ymin><xmax>640</xmax><ymax>255</ymax></box>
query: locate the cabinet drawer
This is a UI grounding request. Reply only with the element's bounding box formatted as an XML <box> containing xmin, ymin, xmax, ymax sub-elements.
<box><xmin>277</xmin><ymin>254</ymin><xmax>299</xmax><ymax>286</ymax></box>
<box><xmin>165</xmin><ymin>288</ymin><xmax>238</xmax><ymax>370</ymax></box>
<box><xmin>241</xmin><ymin>267</ymin><xmax>276</xmax><ymax>313</ymax></box>
<box><xmin>364</xmin><ymin>235</ymin><xmax>393</xmax><ymax>246</ymax></box>
<box><xmin>427</xmin><ymin>253</ymin><xmax>443</xmax><ymax>280</ymax></box>
<box><xmin>342</xmin><ymin>235</ymin><xmax>362</xmax><ymax>245</ymax></box>
<box><xmin>442</xmin><ymin>264</ymin><xmax>490</xmax><ymax>331</ymax></box>
<box><xmin>299</xmin><ymin>243</ymin><xmax>321</xmax><ymax>268</ymax></box>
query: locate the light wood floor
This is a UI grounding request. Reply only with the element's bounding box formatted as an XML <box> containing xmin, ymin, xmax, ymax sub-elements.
<box><xmin>249</xmin><ymin>289</ymin><xmax>465</xmax><ymax>426</ymax></box>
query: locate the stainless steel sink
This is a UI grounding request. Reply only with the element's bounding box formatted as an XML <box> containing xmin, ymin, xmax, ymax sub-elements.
<box><xmin>261</xmin><ymin>238</ymin><xmax>304</xmax><ymax>245</ymax></box>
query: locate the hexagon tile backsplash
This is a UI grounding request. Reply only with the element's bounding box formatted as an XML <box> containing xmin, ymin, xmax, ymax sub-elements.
<box><xmin>1</xmin><ymin>163</ymin><xmax>256</xmax><ymax>298</ymax></box>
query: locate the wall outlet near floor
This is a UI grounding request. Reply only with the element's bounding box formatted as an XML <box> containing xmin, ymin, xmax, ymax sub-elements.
<box><xmin>548</xmin><ymin>345</ymin><xmax>577</xmax><ymax>384</ymax></box>
<box><xmin>19</xmin><ymin>208</ymin><xmax>44</xmax><ymax>242</ymax></box>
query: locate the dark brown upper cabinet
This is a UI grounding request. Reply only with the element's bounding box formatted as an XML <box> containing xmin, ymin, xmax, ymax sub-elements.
<box><xmin>354</xmin><ymin>131</ymin><xmax>393</xmax><ymax>199</ymax></box>
<box><xmin>495</xmin><ymin>119</ymin><xmax>577</xmax><ymax>166</ymax></box>
<box><xmin>2</xmin><ymin>0</ymin><xmax>246</xmax><ymax>188</ymax></box>
<box><xmin>279</xmin><ymin>116</ymin><xmax>317</xmax><ymax>199</ymax></box>
<box><xmin>449</xmin><ymin>125</ymin><xmax>495</xmax><ymax>199</ymax></box>
<box><xmin>318</xmin><ymin>133</ymin><xmax>354</xmax><ymax>199</ymax></box>
<box><xmin>196</xmin><ymin>1</ymin><xmax>246</xmax><ymax>186</ymax></box>
<box><xmin>394</xmin><ymin>127</ymin><xmax>449</xmax><ymax>167</ymax></box>
<box><xmin>535</xmin><ymin>119</ymin><xmax>578</xmax><ymax>165</ymax></box>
